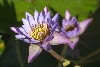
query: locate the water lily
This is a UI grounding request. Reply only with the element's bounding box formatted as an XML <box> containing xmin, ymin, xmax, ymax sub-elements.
<box><xmin>61</xmin><ymin>10</ymin><xmax>93</xmax><ymax>49</ymax></box>
<box><xmin>51</xmin><ymin>10</ymin><xmax>93</xmax><ymax>50</ymax></box>
<box><xmin>11</xmin><ymin>7</ymin><xmax>59</xmax><ymax>63</ymax></box>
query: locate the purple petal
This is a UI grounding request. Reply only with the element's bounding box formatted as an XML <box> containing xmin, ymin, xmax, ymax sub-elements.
<box><xmin>79</xmin><ymin>18</ymin><xmax>93</xmax><ymax>35</ymax></box>
<box><xmin>19</xmin><ymin>27</ymin><xmax>30</xmax><ymax>37</ymax></box>
<box><xmin>51</xmin><ymin>22</ymin><xmax>58</xmax><ymax>33</ymax></box>
<box><xmin>39</xmin><ymin>11</ymin><xmax>44</xmax><ymax>24</ymax></box>
<box><xmin>52</xmin><ymin>13</ymin><xmax>59</xmax><ymax>23</ymax></box>
<box><xmin>15</xmin><ymin>34</ymin><xmax>25</xmax><ymax>39</ymax></box>
<box><xmin>26</xmin><ymin>12</ymin><xmax>33</xmax><ymax>21</ymax></box>
<box><xmin>22</xmin><ymin>18</ymin><xmax>31</xmax><ymax>33</ymax></box>
<box><xmin>44</xmin><ymin>7</ymin><xmax>48</xmax><ymax>15</ymax></box>
<box><xmin>34</xmin><ymin>10</ymin><xmax>39</xmax><ymax>23</ymax></box>
<box><xmin>60</xmin><ymin>28</ymin><xmax>68</xmax><ymax>38</ymax></box>
<box><xmin>11</xmin><ymin>27</ymin><xmax>40</xmax><ymax>44</ymax></box>
<box><xmin>68</xmin><ymin>37</ymin><xmax>79</xmax><ymax>50</ymax></box>
<box><xmin>11</xmin><ymin>27</ymin><xmax>30</xmax><ymax>37</ymax></box>
<box><xmin>11</xmin><ymin>27</ymin><xmax>19</xmax><ymax>33</ymax></box>
<box><xmin>28</xmin><ymin>44</ymin><xmax>42</xmax><ymax>63</ymax></box>
<box><xmin>19</xmin><ymin>37</ymin><xmax>40</xmax><ymax>44</ymax></box>
<box><xmin>67</xmin><ymin>28</ymin><xmax>79</xmax><ymax>37</ymax></box>
<box><xmin>21</xmin><ymin>38</ymin><xmax>32</xmax><ymax>43</ymax></box>
<box><xmin>62</xmin><ymin>19</ymin><xmax>68</xmax><ymax>29</ymax></box>
<box><xmin>41</xmin><ymin>42</ymin><xmax>51</xmax><ymax>52</ymax></box>
<box><xmin>65</xmin><ymin>10</ymin><xmax>71</xmax><ymax>20</ymax></box>
<box><xmin>50</xmin><ymin>32</ymin><xmax>71</xmax><ymax>45</ymax></box>
<box><xmin>45</xmin><ymin>11</ymin><xmax>51</xmax><ymax>23</ymax></box>
<box><xmin>43</xmin><ymin>35</ymin><xmax>54</xmax><ymax>43</ymax></box>
<box><xmin>26</xmin><ymin>12</ymin><xmax>36</xmax><ymax>27</ymax></box>
<box><xmin>72</xmin><ymin>17</ymin><xmax>78</xmax><ymax>24</ymax></box>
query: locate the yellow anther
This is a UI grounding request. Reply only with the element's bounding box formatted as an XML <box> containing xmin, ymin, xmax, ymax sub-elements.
<box><xmin>30</xmin><ymin>23</ymin><xmax>50</xmax><ymax>42</ymax></box>
<box><xmin>63</xmin><ymin>59</ymin><xmax>70</xmax><ymax>67</ymax></box>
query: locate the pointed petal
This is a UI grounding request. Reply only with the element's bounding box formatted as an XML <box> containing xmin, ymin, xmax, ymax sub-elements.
<box><xmin>50</xmin><ymin>32</ymin><xmax>71</xmax><ymax>45</ymax></box>
<box><xmin>34</xmin><ymin>10</ymin><xmax>39</xmax><ymax>23</ymax></box>
<box><xmin>15</xmin><ymin>34</ymin><xmax>25</xmax><ymax>39</ymax></box>
<box><xmin>68</xmin><ymin>37</ymin><xmax>79</xmax><ymax>50</ymax></box>
<box><xmin>52</xmin><ymin>13</ymin><xmax>59</xmax><ymax>23</ymax></box>
<box><xmin>65</xmin><ymin>10</ymin><xmax>71</xmax><ymax>20</ymax></box>
<box><xmin>25</xmin><ymin>12</ymin><xmax>36</xmax><ymax>27</ymax></box>
<box><xmin>28</xmin><ymin>44</ymin><xmax>42</xmax><ymax>63</ymax></box>
<box><xmin>26</xmin><ymin>12</ymin><xmax>33</xmax><ymax>21</ymax></box>
<box><xmin>22</xmin><ymin>18</ymin><xmax>31</xmax><ymax>33</ymax></box>
<box><xmin>39</xmin><ymin>12</ymin><xmax>44</xmax><ymax>24</ymax></box>
<box><xmin>19</xmin><ymin>27</ymin><xmax>30</xmax><ymax>37</ymax></box>
<box><xmin>45</xmin><ymin>11</ymin><xmax>51</xmax><ymax>23</ymax></box>
<box><xmin>79</xmin><ymin>18</ymin><xmax>93</xmax><ymax>35</ymax></box>
<box><xmin>51</xmin><ymin>22</ymin><xmax>58</xmax><ymax>33</ymax></box>
<box><xmin>44</xmin><ymin>7</ymin><xmax>48</xmax><ymax>15</ymax></box>
<box><xmin>11</xmin><ymin>27</ymin><xmax>19</xmax><ymax>33</ymax></box>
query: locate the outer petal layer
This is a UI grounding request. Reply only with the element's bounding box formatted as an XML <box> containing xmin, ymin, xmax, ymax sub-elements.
<box><xmin>28</xmin><ymin>44</ymin><xmax>42</xmax><ymax>63</ymax></box>
<box><xmin>79</xmin><ymin>18</ymin><xmax>93</xmax><ymax>35</ymax></box>
<box><xmin>50</xmin><ymin>32</ymin><xmax>71</xmax><ymax>45</ymax></box>
<box><xmin>68</xmin><ymin>37</ymin><xmax>79</xmax><ymax>50</ymax></box>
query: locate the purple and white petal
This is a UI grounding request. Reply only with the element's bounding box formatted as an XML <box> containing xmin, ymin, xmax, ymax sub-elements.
<box><xmin>65</xmin><ymin>10</ymin><xmax>71</xmax><ymax>20</ymax></box>
<box><xmin>44</xmin><ymin>7</ymin><xmax>48</xmax><ymax>15</ymax></box>
<box><xmin>11</xmin><ymin>27</ymin><xmax>19</xmax><ymax>33</ymax></box>
<box><xmin>52</xmin><ymin>13</ymin><xmax>59</xmax><ymax>23</ymax></box>
<box><xmin>34</xmin><ymin>10</ymin><xmax>39</xmax><ymax>23</ymax></box>
<box><xmin>25</xmin><ymin>12</ymin><xmax>36</xmax><ymax>27</ymax></box>
<box><xmin>62</xmin><ymin>19</ymin><xmax>68</xmax><ymax>29</ymax></box>
<box><xmin>50</xmin><ymin>32</ymin><xmax>71</xmax><ymax>45</ymax></box>
<box><xmin>39</xmin><ymin>12</ymin><xmax>44</xmax><ymax>24</ymax></box>
<box><xmin>26</xmin><ymin>12</ymin><xmax>33</xmax><ymax>21</ymax></box>
<box><xmin>43</xmin><ymin>35</ymin><xmax>54</xmax><ymax>43</ymax></box>
<box><xmin>15</xmin><ymin>34</ymin><xmax>25</xmax><ymax>39</ymax></box>
<box><xmin>22</xmin><ymin>39</ymin><xmax>32</xmax><ymax>43</ymax></box>
<box><xmin>51</xmin><ymin>22</ymin><xmax>58</xmax><ymax>33</ymax></box>
<box><xmin>22</xmin><ymin>24</ymin><xmax>31</xmax><ymax>34</ymax></box>
<box><xmin>45</xmin><ymin>11</ymin><xmax>51</xmax><ymax>23</ymax></box>
<box><xmin>79</xmin><ymin>18</ymin><xmax>93</xmax><ymax>35</ymax></box>
<box><xmin>19</xmin><ymin>27</ymin><xmax>30</xmax><ymax>37</ymax></box>
<box><xmin>68</xmin><ymin>37</ymin><xmax>79</xmax><ymax>50</ymax></box>
<box><xmin>28</xmin><ymin>44</ymin><xmax>42</xmax><ymax>63</ymax></box>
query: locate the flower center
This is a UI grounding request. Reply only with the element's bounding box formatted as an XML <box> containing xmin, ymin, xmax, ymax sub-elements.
<box><xmin>66</xmin><ymin>25</ymin><xmax>75</xmax><ymax>32</ymax></box>
<box><xmin>30</xmin><ymin>23</ymin><xmax>50</xmax><ymax>42</ymax></box>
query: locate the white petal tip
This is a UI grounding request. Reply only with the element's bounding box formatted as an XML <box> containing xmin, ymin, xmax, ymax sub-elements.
<box><xmin>10</xmin><ymin>27</ymin><xmax>17</xmax><ymax>33</ymax></box>
<box><xmin>65</xmin><ymin>10</ymin><xmax>71</xmax><ymax>20</ymax></box>
<box><xmin>28</xmin><ymin>57</ymin><xmax>31</xmax><ymax>63</ymax></box>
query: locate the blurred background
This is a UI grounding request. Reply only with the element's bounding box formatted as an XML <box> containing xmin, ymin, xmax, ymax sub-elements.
<box><xmin>0</xmin><ymin>0</ymin><xmax>100</xmax><ymax>67</ymax></box>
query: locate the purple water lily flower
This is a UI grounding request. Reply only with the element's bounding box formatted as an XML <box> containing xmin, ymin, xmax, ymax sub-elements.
<box><xmin>61</xmin><ymin>10</ymin><xmax>93</xmax><ymax>49</ymax></box>
<box><xmin>11</xmin><ymin>7</ymin><xmax>59</xmax><ymax>63</ymax></box>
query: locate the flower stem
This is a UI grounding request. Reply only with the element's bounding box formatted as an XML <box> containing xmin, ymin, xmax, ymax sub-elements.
<box><xmin>49</xmin><ymin>49</ymin><xmax>65</xmax><ymax>62</ymax></box>
<box><xmin>49</xmin><ymin>49</ymin><xmax>70</xmax><ymax>67</ymax></box>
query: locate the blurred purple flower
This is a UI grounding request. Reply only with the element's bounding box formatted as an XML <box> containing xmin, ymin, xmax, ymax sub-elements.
<box><xmin>50</xmin><ymin>10</ymin><xmax>93</xmax><ymax>50</ymax></box>
<box><xmin>11</xmin><ymin>7</ymin><xmax>59</xmax><ymax>63</ymax></box>
<box><xmin>61</xmin><ymin>10</ymin><xmax>93</xmax><ymax>49</ymax></box>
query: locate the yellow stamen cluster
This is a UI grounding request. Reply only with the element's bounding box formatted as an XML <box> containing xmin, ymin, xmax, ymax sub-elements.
<box><xmin>66</xmin><ymin>24</ymin><xmax>75</xmax><ymax>32</ymax></box>
<box><xmin>30</xmin><ymin>23</ymin><xmax>50</xmax><ymax>42</ymax></box>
